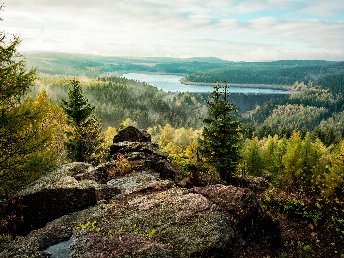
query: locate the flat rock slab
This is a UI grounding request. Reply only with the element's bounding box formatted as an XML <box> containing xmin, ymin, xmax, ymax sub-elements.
<box><xmin>1</xmin><ymin>187</ymin><xmax>239</xmax><ymax>257</ymax></box>
<box><xmin>107</xmin><ymin>171</ymin><xmax>173</xmax><ymax>194</ymax></box>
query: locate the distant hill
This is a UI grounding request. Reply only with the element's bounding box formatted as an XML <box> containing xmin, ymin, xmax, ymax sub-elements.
<box><xmin>23</xmin><ymin>51</ymin><xmax>231</xmax><ymax>76</ymax></box>
<box><xmin>23</xmin><ymin>52</ymin><xmax>344</xmax><ymax>88</ymax></box>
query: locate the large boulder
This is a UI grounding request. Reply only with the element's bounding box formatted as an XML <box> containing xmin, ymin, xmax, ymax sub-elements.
<box><xmin>109</xmin><ymin>141</ymin><xmax>180</xmax><ymax>180</ymax></box>
<box><xmin>113</xmin><ymin>126</ymin><xmax>151</xmax><ymax>143</ymax></box>
<box><xmin>192</xmin><ymin>184</ymin><xmax>259</xmax><ymax>225</ymax></box>
<box><xmin>1</xmin><ymin>182</ymin><xmax>281</xmax><ymax>258</ymax></box>
<box><xmin>6</xmin><ymin>163</ymin><xmax>98</xmax><ymax>236</ymax></box>
<box><xmin>1</xmin><ymin>188</ymin><xmax>237</xmax><ymax>257</ymax></box>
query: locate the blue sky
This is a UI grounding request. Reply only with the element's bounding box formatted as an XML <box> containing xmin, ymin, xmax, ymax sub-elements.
<box><xmin>2</xmin><ymin>0</ymin><xmax>344</xmax><ymax>61</ymax></box>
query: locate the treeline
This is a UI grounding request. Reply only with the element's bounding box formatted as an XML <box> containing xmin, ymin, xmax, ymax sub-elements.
<box><xmin>247</xmin><ymin>82</ymin><xmax>344</xmax><ymax>144</ymax></box>
<box><xmin>186</xmin><ymin>61</ymin><xmax>344</xmax><ymax>86</ymax></box>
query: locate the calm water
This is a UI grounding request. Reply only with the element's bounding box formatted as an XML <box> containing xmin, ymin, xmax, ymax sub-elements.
<box><xmin>122</xmin><ymin>73</ymin><xmax>289</xmax><ymax>94</ymax></box>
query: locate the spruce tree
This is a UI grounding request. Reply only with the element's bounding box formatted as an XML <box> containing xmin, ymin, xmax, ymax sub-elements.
<box><xmin>62</xmin><ymin>80</ymin><xmax>104</xmax><ymax>164</ymax></box>
<box><xmin>198</xmin><ymin>82</ymin><xmax>242</xmax><ymax>183</ymax></box>
<box><xmin>62</xmin><ymin>80</ymin><xmax>94</xmax><ymax>126</ymax></box>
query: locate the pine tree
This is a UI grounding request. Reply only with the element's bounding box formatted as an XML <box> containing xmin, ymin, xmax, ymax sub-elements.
<box><xmin>62</xmin><ymin>79</ymin><xmax>94</xmax><ymax>126</ymax></box>
<box><xmin>62</xmin><ymin>79</ymin><xmax>104</xmax><ymax>164</ymax></box>
<box><xmin>198</xmin><ymin>82</ymin><xmax>242</xmax><ymax>183</ymax></box>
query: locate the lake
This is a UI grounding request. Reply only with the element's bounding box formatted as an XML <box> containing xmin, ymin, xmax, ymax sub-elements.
<box><xmin>122</xmin><ymin>73</ymin><xmax>289</xmax><ymax>94</ymax></box>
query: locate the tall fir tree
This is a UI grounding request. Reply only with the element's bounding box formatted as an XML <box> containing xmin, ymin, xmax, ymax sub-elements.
<box><xmin>198</xmin><ymin>82</ymin><xmax>242</xmax><ymax>183</ymax></box>
<box><xmin>62</xmin><ymin>79</ymin><xmax>94</xmax><ymax>126</ymax></box>
<box><xmin>62</xmin><ymin>79</ymin><xmax>104</xmax><ymax>164</ymax></box>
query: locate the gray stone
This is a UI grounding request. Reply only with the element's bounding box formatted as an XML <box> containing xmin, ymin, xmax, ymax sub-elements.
<box><xmin>113</xmin><ymin>126</ymin><xmax>151</xmax><ymax>143</ymax></box>
<box><xmin>107</xmin><ymin>171</ymin><xmax>173</xmax><ymax>194</ymax></box>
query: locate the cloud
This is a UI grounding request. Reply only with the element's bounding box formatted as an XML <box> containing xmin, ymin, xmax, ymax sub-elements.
<box><xmin>300</xmin><ymin>0</ymin><xmax>344</xmax><ymax>16</ymax></box>
<box><xmin>2</xmin><ymin>0</ymin><xmax>344</xmax><ymax>60</ymax></box>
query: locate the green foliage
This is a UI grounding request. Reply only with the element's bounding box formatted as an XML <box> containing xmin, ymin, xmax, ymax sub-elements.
<box><xmin>0</xmin><ymin>28</ymin><xmax>67</xmax><ymax>201</ymax></box>
<box><xmin>186</xmin><ymin>60</ymin><xmax>337</xmax><ymax>85</ymax></box>
<box><xmin>62</xmin><ymin>80</ymin><xmax>105</xmax><ymax>164</ymax></box>
<box><xmin>65</xmin><ymin>117</ymin><xmax>105</xmax><ymax>164</ymax></box>
<box><xmin>74</xmin><ymin>220</ymin><xmax>101</xmax><ymax>234</ymax></box>
<box><xmin>62</xmin><ymin>79</ymin><xmax>94</xmax><ymax>126</ymax></box>
<box><xmin>263</xmin><ymin>192</ymin><xmax>344</xmax><ymax>245</ymax></box>
<box><xmin>119</xmin><ymin>118</ymin><xmax>138</xmax><ymax>130</ymax></box>
<box><xmin>198</xmin><ymin>83</ymin><xmax>242</xmax><ymax>182</ymax></box>
<box><xmin>262</xmin><ymin>104</ymin><xmax>327</xmax><ymax>135</ymax></box>
<box><xmin>280</xmin><ymin>240</ymin><xmax>312</xmax><ymax>258</ymax></box>
<box><xmin>331</xmin><ymin>213</ymin><xmax>344</xmax><ymax>240</ymax></box>
<box><xmin>250</xmin><ymin>81</ymin><xmax>344</xmax><ymax>142</ymax></box>
<box><xmin>104</xmin><ymin>126</ymin><xmax>117</xmax><ymax>147</ymax></box>
<box><xmin>314</xmin><ymin>111</ymin><xmax>344</xmax><ymax>145</ymax></box>
<box><xmin>148</xmin><ymin>124</ymin><xmax>201</xmax><ymax>155</ymax></box>
<box><xmin>263</xmin><ymin>195</ymin><xmax>323</xmax><ymax>225</ymax></box>
<box><xmin>241</xmin><ymin>137</ymin><xmax>264</xmax><ymax>177</ymax></box>
<box><xmin>0</xmin><ymin>233</ymin><xmax>12</xmax><ymax>245</ymax></box>
<box><xmin>240</xmin><ymin>132</ymin><xmax>344</xmax><ymax>197</ymax></box>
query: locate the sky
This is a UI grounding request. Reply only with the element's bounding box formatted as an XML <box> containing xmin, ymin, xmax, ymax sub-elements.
<box><xmin>2</xmin><ymin>0</ymin><xmax>344</xmax><ymax>61</ymax></box>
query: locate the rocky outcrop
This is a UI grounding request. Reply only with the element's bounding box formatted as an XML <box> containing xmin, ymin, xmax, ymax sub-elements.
<box><xmin>113</xmin><ymin>126</ymin><xmax>151</xmax><ymax>143</ymax></box>
<box><xmin>1</xmin><ymin>127</ymin><xmax>280</xmax><ymax>257</ymax></box>
<box><xmin>6</xmin><ymin>163</ymin><xmax>98</xmax><ymax>236</ymax></box>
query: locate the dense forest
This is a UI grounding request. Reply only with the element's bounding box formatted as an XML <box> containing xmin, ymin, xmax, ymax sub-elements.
<box><xmin>185</xmin><ymin>61</ymin><xmax>344</xmax><ymax>86</ymax></box>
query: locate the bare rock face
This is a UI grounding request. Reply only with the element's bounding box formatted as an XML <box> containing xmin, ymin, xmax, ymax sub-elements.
<box><xmin>70</xmin><ymin>231</ymin><xmax>172</xmax><ymax>258</ymax></box>
<box><xmin>113</xmin><ymin>126</ymin><xmax>151</xmax><ymax>143</ymax></box>
<box><xmin>2</xmin><ymin>188</ymin><xmax>237</xmax><ymax>257</ymax></box>
<box><xmin>6</xmin><ymin>163</ymin><xmax>98</xmax><ymax>236</ymax></box>
<box><xmin>1</xmin><ymin>127</ymin><xmax>280</xmax><ymax>258</ymax></box>
<box><xmin>192</xmin><ymin>184</ymin><xmax>259</xmax><ymax>224</ymax></box>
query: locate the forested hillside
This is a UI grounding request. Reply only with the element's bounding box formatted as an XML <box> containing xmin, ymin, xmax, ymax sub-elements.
<box><xmin>33</xmin><ymin>76</ymin><xmax>208</xmax><ymax>129</ymax></box>
<box><xmin>249</xmin><ymin>81</ymin><xmax>344</xmax><ymax>143</ymax></box>
<box><xmin>186</xmin><ymin>61</ymin><xmax>344</xmax><ymax>86</ymax></box>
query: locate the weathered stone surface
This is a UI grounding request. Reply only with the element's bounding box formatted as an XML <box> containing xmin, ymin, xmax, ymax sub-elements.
<box><xmin>6</xmin><ymin>163</ymin><xmax>98</xmax><ymax>236</ymax></box>
<box><xmin>74</xmin><ymin>161</ymin><xmax>117</xmax><ymax>183</ymax></box>
<box><xmin>70</xmin><ymin>231</ymin><xmax>172</xmax><ymax>258</ymax></box>
<box><xmin>109</xmin><ymin>141</ymin><xmax>180</xmax><ymax>180</ymax></box>
<box><xmin>19</xmin><ymin>162</ymin><xmax>93</xmax><ymax>196</ymax></box>
<box><xmin>113</xmin><ymin>126</ymin><xmax>151</xmax><ymax>143</ymax></box>
<box><xmin>107</xmin><ymin>170</ymin><xmax>174</xmax><ymax>194</ymax></box>
<box><xmin>192</xmin><ymin>184</ymin><xmax>259</xmax><ymax>224</ymax></box>
<box><xmin>110</xmin><ymin>141</ymin><xmax>159</xmax><ymax>156</ymax></box>
<box><xmin>231</xmin><ymin>176</ymin><xmax>269</xmax><ymax>193</ymax></box>
<box><xmin>7</xmin><ymin>187</ymin><xmax>97</xmax><ymax>236</ymax></box>
<box><xmin>1</xmin><ymin>188</ymin><xmax>237</xmax><ymax>257</ymax></box>
<box><xmin>1</xmin><ymin>205</ymin><xmax>108</xmax><ymax>258</ymax></box>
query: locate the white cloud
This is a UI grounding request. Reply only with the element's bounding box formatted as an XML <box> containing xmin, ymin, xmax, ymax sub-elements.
<box><xmin>2</xmin><ymin>0</ymin><xmax>344</xmax><ymax>60</ymax></box>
